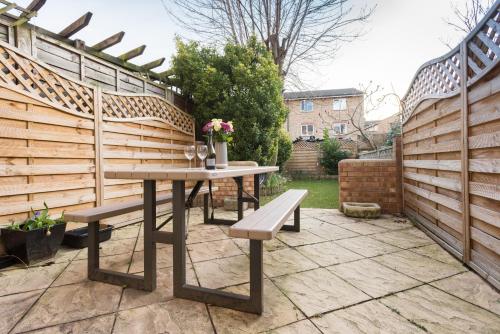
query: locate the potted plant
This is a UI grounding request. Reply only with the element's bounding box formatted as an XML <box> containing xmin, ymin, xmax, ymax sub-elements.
<box><xmin>202</xmin><ymin>118</ymin><xmax>234</xmax><ymax>169</ymax></box>
<box><xmin>1</xmin><ymin>203</ymin><xmax>67</xmax><ymax>264</ymax></box>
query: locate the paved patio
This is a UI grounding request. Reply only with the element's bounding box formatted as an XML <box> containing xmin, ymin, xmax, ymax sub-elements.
<box><xmin>1</xmin><ymin>208</ymin><xmax>499</xmax><ymax>333</ymax></box>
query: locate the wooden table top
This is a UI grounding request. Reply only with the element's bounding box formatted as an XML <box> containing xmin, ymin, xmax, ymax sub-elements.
<box><xmin>104</xmin><ymin>166</ymin><xmax>279</xmax><ymax>181</ymax></box>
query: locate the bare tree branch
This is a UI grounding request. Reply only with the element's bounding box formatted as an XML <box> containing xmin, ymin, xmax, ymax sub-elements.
<box><xmin>162</xmin><ymin>0</ymin><xmax>374</xmax><ymax>79</ymax></box>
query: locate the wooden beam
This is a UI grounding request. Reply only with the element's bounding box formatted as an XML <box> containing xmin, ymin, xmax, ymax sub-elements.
<box><xmin>141</xmin><ymin>57</ymin><xmax>165</xmax><ymax>71</ymax></box>
<box><xmin>0</xmin><ymin>3</ymin><xmax>16</xmax><ymax>14</ymax></box>
<box><xmin>118</xmin><ymin>45</ymin><xmax>146</xmax><ymax>61</ymax></box>
<box><xmin>59</xmin><ymin>12</ymin><xmax>93</xmax><ymax>38</ymax></box>
<box><xmin>26</xmin><ymin>0</ymin><xmax>46</xmax><ymax>12</ymax></box>
<box><xmin>91</xmin><ymin>31</ymin><xmax>125</xmax><ymax>51</ymax></box>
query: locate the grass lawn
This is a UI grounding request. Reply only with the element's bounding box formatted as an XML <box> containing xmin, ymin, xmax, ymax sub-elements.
<box><xmin>261</xmin><ymin>179</ymin><xmax>339</xmax><ymax>209</ymax></box>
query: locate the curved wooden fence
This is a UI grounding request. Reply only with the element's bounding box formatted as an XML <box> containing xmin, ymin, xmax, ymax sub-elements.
<box><xmin>0</xmin><ymin>40</ymin><xmax>195</xmax><ymax>226</ymax></box>
<box><xmin>401</xmin><ymin>3</ymin><xmax>500</xmax><ymax>288</ymax></box>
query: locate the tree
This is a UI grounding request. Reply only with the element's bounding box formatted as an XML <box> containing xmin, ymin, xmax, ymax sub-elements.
<box><xmin>276</xmin><ymin>128</ymin><xmax>292</xmax><ymax>171</ymax></box>
<box><xmin>319</xmin><ymin>129</ymin><xmax>350</xmax><ymax>175</ymax></box>
<box><xmin>170</xmin><ymin>37</ymin><xmax>287</xmax><ymax>165</ymax></box>
<box><xmin>441</xmin><ymin>0</ymin><xmax>493</xmax><ymax>48</ymax></box>
<box><xmin>163</xmin><ymin>0</ymin><xmax>374</xmax><ymax>79</ymax></box>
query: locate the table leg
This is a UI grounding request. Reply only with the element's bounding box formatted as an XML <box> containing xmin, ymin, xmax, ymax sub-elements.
<box><xmin>235</xmin><ymin>176</ymin><xmax>243</xmax><ymax>220</ymax></box>
<box><xmin>254</xmin><ymin>173</ymin><xmax>260</xmax><ymax>210</ymax></box>
<box><xmin>173</xmin><ymin>180</ymin><xmax>187</xmax><ymax>292</ymax></box>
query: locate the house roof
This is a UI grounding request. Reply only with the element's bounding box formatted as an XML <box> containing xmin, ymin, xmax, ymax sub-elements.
<box><xmin>283</xmin><ymin>88</ymin><xmax>363</xmax><ymax>100</ymax></box>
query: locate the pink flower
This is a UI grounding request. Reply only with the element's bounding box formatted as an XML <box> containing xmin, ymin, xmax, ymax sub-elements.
<box><xmin>202</xmin><ymin>121</ymin><xmax>213</xmax><ymax>133</ymax></box>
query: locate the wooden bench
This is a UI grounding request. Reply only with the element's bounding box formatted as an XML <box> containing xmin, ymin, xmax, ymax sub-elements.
<box><xmin>224</xmin><ymin>189</ymin><xmax>308</xmax><ymax>313</ymax></box>
<box><xmin>65</xmin><ymin>184</ymin><xmax>212</xmax><ymax>291</ymax></box>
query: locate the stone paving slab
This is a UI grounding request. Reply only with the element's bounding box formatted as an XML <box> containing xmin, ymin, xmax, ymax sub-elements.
<box><xmin>0</xmin><ymin>208</ymin><xmax>498</xmax><ymax>334</ymax></box>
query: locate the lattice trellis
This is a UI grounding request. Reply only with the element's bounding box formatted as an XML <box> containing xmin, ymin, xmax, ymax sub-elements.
<box><xmin>0</xmin><ymin>43</ymin><xmax>95</xmax><ymax>115</ymax></box>
<box><xmin>402</xmin><ymin>3</ymin><xmax>500</xmax><ymax>124</ymax></box>
<box><xmin>102</xmin><ymin>93</ymin><xmax>194</xmax><ymax>135</ymax></box>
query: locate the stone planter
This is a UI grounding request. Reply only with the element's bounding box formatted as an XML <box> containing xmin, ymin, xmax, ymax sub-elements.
<box><xmin>341</xmin><ymin>202</ymin><xmax>381</xmax><ymax>219</ymax></box>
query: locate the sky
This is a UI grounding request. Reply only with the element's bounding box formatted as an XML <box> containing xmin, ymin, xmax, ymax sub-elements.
<box><xmin>18</xmin><ymin>0</ymin><xmax>474</xmax><ymax>120</ymax></box>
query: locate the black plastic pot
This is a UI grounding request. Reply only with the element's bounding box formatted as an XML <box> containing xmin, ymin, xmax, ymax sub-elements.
<box><xmin>63</xmin><ymin>224</ymin><xmax>112</xmax><ymax>249</ymax></box>
<box><xmin>0</xmin><ymin>222</ymin><xmax>67</xmax><ymax>264</ymax></box>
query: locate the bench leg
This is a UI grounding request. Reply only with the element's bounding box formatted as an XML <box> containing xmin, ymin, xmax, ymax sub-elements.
<box><xmin>203</xmin><ymin>193</ymin><xmax>209</xmax><ymax>224</ymax></box>
<box><xmin>249</xmin><ymin>239</ymin><xmax>263</xmax><ymax>314</ymax></box>
<box><xmin>294</xmin><ymin>205</ymin><xmax>301</xmax><ymax>232</ymax></box>
<box><xmin>88</xmin><ymin>221</ymin><xmax>99</xmax><ymax>279</ymax></box>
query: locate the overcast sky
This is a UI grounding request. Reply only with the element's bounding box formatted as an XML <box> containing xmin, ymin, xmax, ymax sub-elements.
<box><xmin>22</xmin><ymin>0</ymin><xmax>476</xmax><ymax>120</ymax></box>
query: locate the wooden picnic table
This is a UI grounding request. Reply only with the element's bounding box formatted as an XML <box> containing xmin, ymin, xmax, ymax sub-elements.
<box><xmin>104</xmin><ymin>166</ymin><xmax>278</xmax><ymax>311</ymax></box>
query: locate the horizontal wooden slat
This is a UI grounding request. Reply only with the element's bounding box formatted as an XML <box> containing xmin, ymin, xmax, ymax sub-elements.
<box><xmin>0</xmin><ymin>164</ymin><xmax>95</xmax><ymax>176</ymax></box>
<box><xmin>404</xmin><ymin>172</ymin><xmax>461</xmax><ymax>191</ymax></box>
<box><xmin>405</xmin><ymin>195</ymin><xmax>462</xmax><ymax>232</ymax></box>
<box><xmin>404</xmin><ymin>183</ymin><xmax>462</xmax><ymax>212</ymax></box>
<box><xmin>471</xmin><ymin>227</ymin><xmax>500</xmax><ymax>255</ymax></box>
<box><xmin>0</xmin><ymin>147</ymin><xmax>95</xmax><ymax>159</ymax></box>
<box><xmin>403</xmin><ymin>119</ymin><xmax>461</xmax><ymax>144</ymax></box>
<box><xmin>469</xmin><ymin>182</ymin><xmax>500</xmax><ymax>200</ymax></box>
<box><xmin>404</xmin><ymin>140</ymin><xmax>461</xmax><ymax>155</ymax></box>
<box><xmin>0</xmin><ymin>126</ymin><xmax>94</xmax><ymax>144</ymax></box>
<box><xmin>469</xmin><ymin>107</ymin><xmax>500</xmax><ymax>127</ymax></box>
<box><xmin>103</xmin><ymin>137</ymin><xmax>186</xmax><ymax>150</ymax></box>
<box><xmin>470</xmin><ymin>204</ymin><xmax>500</xmax><ymax>228</ymax></box>
<box><xmin>0</xmin><ymin>194</ymin><xmax>96</xmax><ymax>216</ymax></box>
<box><xmin>103</xmin><ymin>150</ymin><xmax>185</xmax><ymax>160</ymax></box>
<box><xmin>403</xmin><ymin>160</ymin><xmax>461</xmax><ymax>171</ymax></box>
<box><xmin>103</xmin><ymin>123</ymin><xmax>192</xmax><ymax>142</ymax></box>
<box><xmin>0</xmin><ymin>179</ymin><xmax>96</xmax><ymax>197</ymax></box>
<box><xmin>469</xmin><ymin>159</ymin><xmax>500</xmax><ymax>173</ymax></box>
<box><xmin>403</xmin><ymin>99</ymin><xmax>461</xmax><ymax>132</ymax></box>
<box><xmin>0</xmin><ymin>109</ymin><xmax>95</xmax><ymax>129</ymax></box>
<box><xmin>468</xmin><ymin>131</ymin><xmax>500</xmax><ymax>149</ymax></box>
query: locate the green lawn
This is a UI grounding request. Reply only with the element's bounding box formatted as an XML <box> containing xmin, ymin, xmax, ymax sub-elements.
<box><xmin>261</xmin><ymin>179</ymin><xmax>339</xmax><ymax>209</ymax></box>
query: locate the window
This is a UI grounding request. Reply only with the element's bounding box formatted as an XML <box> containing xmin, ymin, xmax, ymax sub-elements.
<box><xmin>301</xmin><ymin>124</ymin><xmax>314</xmax><ymax>136</ymax></box>
<box><xmin>332</xmin><ymin>123</ymin><xmax>347</xmax><ymax>135</ymax></box>
<box><xmin>301</xmin><ymin>100</ymin><xmax>313</xmax><ymax>112</ymax></box>
<box><xmin>333</xmin><ymin>98</ymin><xmax>347</xmax><ymax>110</ymax></box>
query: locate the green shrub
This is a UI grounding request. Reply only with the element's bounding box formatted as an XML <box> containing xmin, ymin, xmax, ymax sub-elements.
<box><xmin>319</xmin><ymin>129</ymin><xmax>351</xmax><ymax>175</ymax></box>
<box><xmin>385</xmin><ymin>122</ymin><xmax>401</xmax><ymax>146</ymax></box>
<box><xmin>7</xmin><ymin>203</ymin><xmax>64</xmax><ymax>232</ymax></box>
<box><xmin>276</xmin><ymin>129</ymin><xmax>292</xmax><ymax>171</ymax></box>
<box><xmin>171</xmin><ymin>37</ymin><xmax>287</xmax><ymax>166</ymax></box>
<box><xmin>262</xmin><ymin>173</ymin><xmax>288</xmax><ymax>196</ymax></box>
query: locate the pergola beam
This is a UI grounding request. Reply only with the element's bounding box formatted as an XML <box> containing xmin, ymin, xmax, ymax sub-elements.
<box><xmin>91</xmin><ymin>31</ymin><xmax>125</xmax><ymax>51</ymax></box>
<box><xmin>26</xmin><ymin>0</ymin><xmax>46</xmax><ymax>12</ymax></box>
<box><xmin>0</xmin><ymin>3</ymin><xmax>16</xmax><ymax>14</ymax></box>
<box><xmin>141</xmin><ymin>57</ymin><xmax>165</xmax><ymax>71</ymax></box>
<box><xmin>118</xmin><ymin>45</ymin><xmax>146</xmax><ymax>61</ymax></box>
<box><xmin>59</xmin><ymin>11</ymin><xmax>93</xmax><ymax>38</ymax></box>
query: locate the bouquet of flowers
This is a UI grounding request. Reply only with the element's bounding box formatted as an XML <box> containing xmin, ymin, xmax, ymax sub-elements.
<box><xmin>202</xmin><ymin>118</ymin><xmax>234</xmax><ymax>142</ymax></box>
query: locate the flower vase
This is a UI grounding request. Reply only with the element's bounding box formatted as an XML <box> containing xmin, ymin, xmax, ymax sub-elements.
<box><xmin>215</xmin><ymin>141</ymin><xmax>228</xmax><ymax>169</ymax></box>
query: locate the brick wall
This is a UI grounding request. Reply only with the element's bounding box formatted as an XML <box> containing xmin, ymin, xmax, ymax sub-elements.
<box><xmin>338</xmin><ymin>136</ymin><xmax>403</xmax><ymax>214</ymax></box>
<box><xmin>211</xmin><ymin>176</ymin><xmax>255</xmax><ymax>207</ymax></box>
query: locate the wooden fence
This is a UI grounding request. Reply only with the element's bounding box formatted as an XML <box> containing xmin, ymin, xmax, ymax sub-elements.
<box><xmin>401</xmin><ymin>3</ymin><xmax>500</xmax><ymax>289</ymax></box>
<box><xmin>0</xmin><ymin>40</ymin><xmax>195</xmax><ymax>226</ymax></box>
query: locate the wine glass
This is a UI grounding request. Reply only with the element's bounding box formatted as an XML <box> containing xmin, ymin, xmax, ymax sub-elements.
<box><xmin>184</xmin><ymin>145</ymin><xmax>195</xmax><ymax>168</ymax></box>
<box><xmin>197</xmin><ymin>145</ymin><xmax>208</xmax><ymax>168</ymax></box>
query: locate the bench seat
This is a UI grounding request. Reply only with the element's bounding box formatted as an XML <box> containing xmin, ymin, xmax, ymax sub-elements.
<box><xmin>66</xmin><ymin>187</ymin><xmax>211</xmax><ymax>223</ymax></box>
<box><xmin>229</xmin><ymin>189</ymin><xmax>308</xmax><ymax>240</ymax></box>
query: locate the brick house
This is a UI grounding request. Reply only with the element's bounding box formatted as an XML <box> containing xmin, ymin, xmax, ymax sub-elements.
<box><xmin>283</xmin><ymin>88</ymin><xmax>365</xmax><ymax>141</ymax></box>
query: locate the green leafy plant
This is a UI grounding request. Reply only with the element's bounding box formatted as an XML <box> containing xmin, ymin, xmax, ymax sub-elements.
<box><xmin>7</xmin><ymin>202</ymin><xmax>64</xmax><ymax>233</ymax></box>
<box><xmin>276</xmin><ymin>129</ymin><xmax>292</xmax><ymax>171</ymax></box>
<box><xmin>385</xmin><ymin>122</ymin><xmax>401</xmax><ymax>146</ymax></box>
<box><xmin>171</xmin><ymin>37</ymin><xmax>287</xmax><ymax>165</ymax></box>
<box><xmin>262</xmin><ymin>173</ymin><xmax>288</xmax><ymax>196</ymax></box>
<box><xmin>320</xmin><ymin>129</ymin><xmax>351</xmax><ymax>175</ymax></box>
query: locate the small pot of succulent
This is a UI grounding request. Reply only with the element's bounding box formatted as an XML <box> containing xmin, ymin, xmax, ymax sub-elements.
<box><xmin>0</xmin><ymin>203</ymin><xmax>67</xmax><ymax>264</ymax></box>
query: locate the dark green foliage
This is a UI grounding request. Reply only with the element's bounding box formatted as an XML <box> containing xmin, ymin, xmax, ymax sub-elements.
<box><xmin>319</xmin><ymin>129</ymin><xmax>350</xmax><ymax>175</ymax></box>
<box><xmin>171</xmin><ymin>37</ymin><xmax>287</xmax><ymax>165</ymax></box>
<box><xmin>276</xmin><ymin>129</ymin><xmax>292</xmax><ymax>171</ymax></box>
<box><xmin>385</xmin><ymin>122</ymin><xmax>401</xmax><ymax>146</ymax></box>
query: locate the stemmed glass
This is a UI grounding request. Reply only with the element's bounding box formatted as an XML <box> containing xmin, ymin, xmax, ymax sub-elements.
<box><xmin>184</xmin><ymin>145</ymin><xmax>195</xmax><ymax>168</ymax></box>
<box><xmin>197</xmin><ymin>145</ymin><xmax>208</xmax><ymax>168</ymax></box>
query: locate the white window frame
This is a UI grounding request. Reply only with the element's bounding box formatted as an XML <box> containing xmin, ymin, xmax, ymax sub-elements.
<box><xmin>331</xmin><ymin>122</ymin><xmax>348</xmax><ymax>135</ymax></box>
<box><xmin>332</xmin><ymin>98</ymin><xmax>347</xmax><ymax>111</ymax></box>
<box><xmin>301</xmin><ymin>100</ymin><xmax>314</xmax><ymax>112</ymax></box>
<box><xmin>301</xmin><ymin>124</ymin><xmax>314</xmax><ymax>136</ymax></box>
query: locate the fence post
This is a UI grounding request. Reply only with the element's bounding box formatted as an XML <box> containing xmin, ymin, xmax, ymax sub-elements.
<box><xmin>393</xmin><ymin>135</ymin><xmax>403</xmax><ymax>214</ymax></box>
<box><xmin>459</xmin><ymin>42</ymin><xmax>471</xmax><ymax>264</ymax></box>
<box><xmin>93</xmin><ymin>87</ymin><xmax>104</xmax><ymax>206</ymax></box>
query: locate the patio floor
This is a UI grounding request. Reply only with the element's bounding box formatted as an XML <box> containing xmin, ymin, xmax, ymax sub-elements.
<box><xmin>1</xmin><ymin>208</ymin><xmax>499</xmax><ymax>333</ymax></box>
